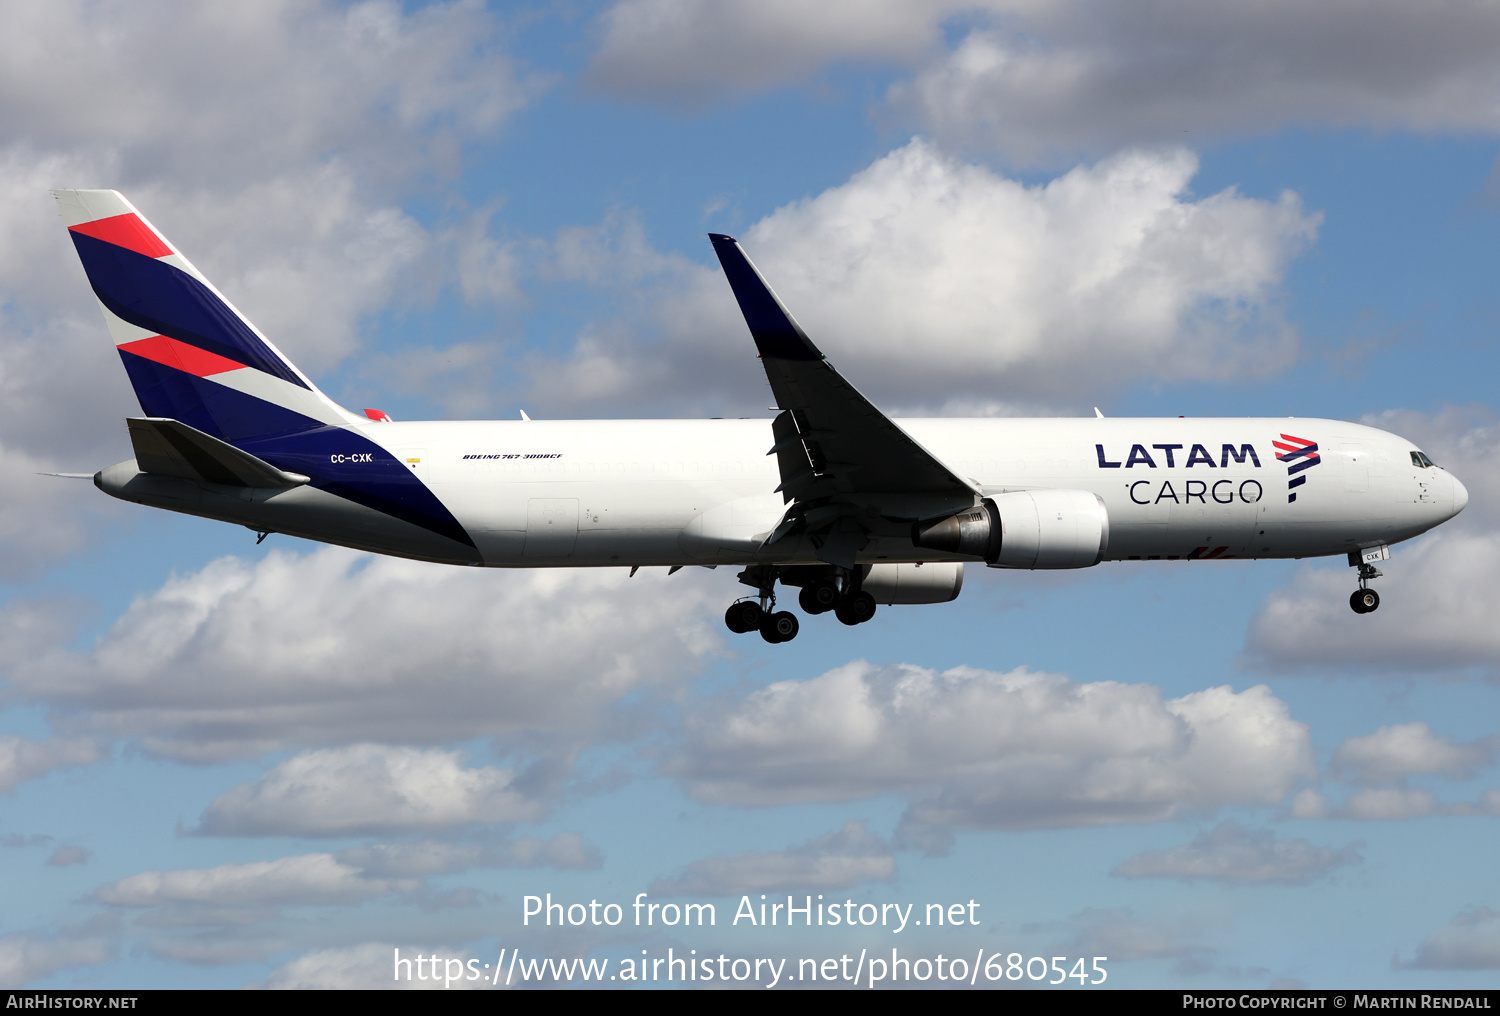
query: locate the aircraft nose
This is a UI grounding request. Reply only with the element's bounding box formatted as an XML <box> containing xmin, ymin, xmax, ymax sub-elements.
<box><xmin>1452</xmin><ymin>473</ymin><xmax>1469</xmax><ymax>516</ymax></box>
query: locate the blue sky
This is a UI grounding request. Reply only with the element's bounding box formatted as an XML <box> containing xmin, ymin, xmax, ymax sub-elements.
<box><xmin>3</xmin><ymin>0</ymin><xmax>1500</xmax><ymax>990</ymax></box>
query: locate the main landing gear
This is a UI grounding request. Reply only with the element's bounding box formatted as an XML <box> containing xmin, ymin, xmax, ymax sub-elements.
<box><xmin>1347</xmin><ymin>547</ymin><xmax>1386</xmax><ymax>614</ymax></box>
<box><xmin>796</xmin><ymin>577</ymin><xmax>876</xmax><ymax>627</ymax></box>
<box><xmin>723</xmin><ymin>566</ymin><xmax>878</xmax><ymax>644</ymax></box>
<box><xmin>724</xmin><ymin>599</ymin><xmax>800</xmax><ymax>644</ymax></box>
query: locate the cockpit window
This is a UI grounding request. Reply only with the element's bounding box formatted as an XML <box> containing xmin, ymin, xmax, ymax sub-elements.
<box><xmin>1410</xmin><ymin>450</ymin><xmax>1436</xmax><ymax>468</ymax></box>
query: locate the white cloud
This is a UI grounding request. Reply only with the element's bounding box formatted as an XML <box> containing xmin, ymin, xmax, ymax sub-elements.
<box><xmin>891</xmin><ymin>2</ymin><xmax>1500</xmax><ymax>162</ymax></box>
<box><xmin>1332</xmin><ymin>723</ymin><xmax>1492</xmax><ymax>785</ymax></box>
<box><xmin>93</xmin><ymin>834</ymin><xmax>596</xmax><ymax>965</ymax></box>
<box><xmin>0</xmin><ymin>933</ymin><xmax>112</xmax><ymax>988</ymax></box>
<box><xmin>1288</xmin><ymin>788</ymin><xmax>1330</xmax><ymax>819</ymax></box>
<box><xmin>589</xmin><ymin>2</ymin><xmax>1500</xmax><ymax>162</ymax></box>
<box><xmin>4</xmin><ymin>547</ymin><xmax>721</xmax><ymax>761</ymax></box>
<box><xmin>96</xmin><ymin>853</ymin><xmax>412</xmax><ymax>908</ymax></box>
<box><xmin>1341</xmin><ymin>787</ymin><xmax>1439</xmax><ymax>821</ymax></box>
<box><xmin>1404</xmin><ymin>907</ymin><xmax>1500</xmax><ymax>970</ymax></box>
<box><xmin>0</xmin><ymin>453</ymin><xmax>134</xmax><ymax>581</ymax></box>
<box><xmin>336</xmin><ymin>834</ymin><xmax>601</xmax><ymax>877</ymax></box>
<box><xmin>1282</xmin><ymin>784</ymin><xmax>1500</xmax><ymax>821</ymax></box>
<box><xmin>587</xmin><ymin>0</ymin><xmax>952</xmax><ymax>103</ymax></box>
<box><xmin>651</xmin><ymin>821</ymin><xmax>894</xmax><ymax>896</ymax></box>
<box><xmin>0</xmin><ymin>734</ymin><xmax>101</xmax><ymax>793</ymax></box>
<box><xmin>1112</xmin><ymin>822</ymin><xmax>1359</xmax><ymax>884</ymax></box>
<box><xmin>198</xmin><ymin>745</ymin><xmax>546</xmax><ymax>836</ymax></box>
<box><xmin>668</xmin><ymin>661</ymin><xmax>1313</xmax><ymax>846</ymax></box>
<box><xmin>0</xmin><ymin>0</ymin><xmax>534</xmax><ymax>185</ymax></box>
<box><xmin>530</xmin><ymin>140</ymin><xmax>1315</xmax><ymax>415</ymax></box>
<box><xmin>254</xmin><ymin>942</ymin><xmax>491</xmax><ymax>990</ymax></box>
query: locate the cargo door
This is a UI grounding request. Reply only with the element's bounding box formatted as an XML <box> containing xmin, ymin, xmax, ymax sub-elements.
<box><xmin>523</xmin><ymin>498</ymin><xmax>579</xmax><ymax>559</ymax></box>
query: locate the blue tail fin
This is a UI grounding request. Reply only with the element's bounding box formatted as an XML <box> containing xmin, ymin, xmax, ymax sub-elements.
<box><xmin>57</xmin><ymin>190</ymin><xmax>475</xmax><ymax>550</ymax></box>
<box><xmin>54</xmin><ymin>189</ymin><xmax>359</xmax><ymax>443</ymax></box>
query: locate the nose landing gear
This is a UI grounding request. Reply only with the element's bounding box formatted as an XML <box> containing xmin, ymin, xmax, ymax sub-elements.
<box><xmin>1347</xmin><ymin>546</ymin><xmax>1387</xmax><ymax>614</ymax></box>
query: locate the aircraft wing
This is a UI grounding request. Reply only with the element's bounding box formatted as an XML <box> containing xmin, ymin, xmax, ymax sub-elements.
<box><xmin>709</xmin><ymin>234</ymin><xmax>977</xmax><ymax>505</ymax></box>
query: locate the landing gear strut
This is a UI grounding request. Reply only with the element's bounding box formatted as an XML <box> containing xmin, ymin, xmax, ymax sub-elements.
<box><xmin>1348</xmin><ymin>547</ymin><xmax>1385</xmax><ymax>614</ymax></box>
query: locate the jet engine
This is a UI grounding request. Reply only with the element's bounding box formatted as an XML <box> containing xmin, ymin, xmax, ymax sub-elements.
<box><xmin>862</xmin><ymin>562</ymin><xmax>964</xmax><ymax>604</ymax></box>
<box><xmin>988</xmin><ymin>488</ymin><xmax>1109</xmax><ymax>569</ymax></box>
<box><xmin>911</xmin><ymin>490</ymin><xmax>1109</xmax><ymax>568</ymax></box>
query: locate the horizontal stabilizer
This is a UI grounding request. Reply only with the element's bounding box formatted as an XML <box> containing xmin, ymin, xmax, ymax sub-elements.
<box><xmin>126</xmin><ymin>417</ymin><xmax>309</xmax><ymax>489</ymax></box>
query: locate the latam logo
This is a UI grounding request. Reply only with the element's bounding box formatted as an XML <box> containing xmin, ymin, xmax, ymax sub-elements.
<box><xmin>1096</xmin><ymin>443</ymin><xmax>1261</xmax><ymax>468</ymax></box>
<box><xmin>1273</xmin><ymin>433</ymin><xmax>1320</xmax><ymax>503</ymax></box>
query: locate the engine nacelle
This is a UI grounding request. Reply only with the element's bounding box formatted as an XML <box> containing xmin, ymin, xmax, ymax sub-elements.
<box><xmin>862</xmin><ymin>562</ymin><xmax>964</xmax><ymax>604</ymax></box>
<box><xmin>988</xmin><ymin>489</ymin><xmax>1110</xmax><ymax>569</ymax></box>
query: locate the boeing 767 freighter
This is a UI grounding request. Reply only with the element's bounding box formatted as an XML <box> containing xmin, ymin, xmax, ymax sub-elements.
<box><xmin>53</xmin><ymin>190</ymin><xmax>1467</xmax><ymax>643</ymax></box>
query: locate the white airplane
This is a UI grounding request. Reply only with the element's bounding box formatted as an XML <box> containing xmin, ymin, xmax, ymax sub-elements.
<box><xmin>55</xmin><ymin>190</ymin><xmax>1467</xmax><ymax>643</ymax></box>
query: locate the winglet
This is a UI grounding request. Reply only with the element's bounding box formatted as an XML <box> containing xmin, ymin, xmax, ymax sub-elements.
<box><xmin>708</xmin><ymin>234</ymin><xmax>823</xmax><ymax>362</ymax></box>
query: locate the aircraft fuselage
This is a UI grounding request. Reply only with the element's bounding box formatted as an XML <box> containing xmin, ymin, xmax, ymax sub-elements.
<box><xmin>96</xmin><ymin>415</ymin><xmax>1465</xmax><ymax>569</ymax></box>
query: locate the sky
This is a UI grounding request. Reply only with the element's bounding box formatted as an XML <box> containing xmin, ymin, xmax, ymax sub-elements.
<box><xmin>2</xmin><ymin>0</ymin><xmax>1500</xmax><ymax>991</ymax></box>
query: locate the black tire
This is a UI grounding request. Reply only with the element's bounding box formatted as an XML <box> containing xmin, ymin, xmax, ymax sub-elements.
<box><xmin>808</xmin><ymin>580</ymin><xmax>840</xmax><ymax>614</ymax></box>
<box><xmin>1350</xmin><ymin>589</ymin><xmax>1379</xmax><ymax>614</ymax></box>
<box><xmin>761</xmin><ymin>610</ymin><xmax>799</xmax><ymax>643</ymax></box>
<box><xmin>725</xmin><ymin>601</ymin><xmax>762</xmax><ymax>633</ymax></box>
<box><xmin>835</xmin><ymin>591</ymin><xmax>877</xmax><ymax>626</ymax></box>
<box><xmin>798</xmin><ymin>585</ymin><xmax>821</xmax><ymax>614</ymax></box>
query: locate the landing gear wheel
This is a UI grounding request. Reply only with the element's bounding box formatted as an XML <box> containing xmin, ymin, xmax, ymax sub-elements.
<box><xmin>725</xmin><ymin>600</ymin><xmax>763</xmax><ymax>633</ymax></box>
<box><xmin>799</xmin><ymin>580</ymin><xmax>839</xmax><ymax>615</ymax></box>
<box><xmin>1350</xmin><ymin>589</ymin><xmax>1380</xmax><ymax>614</ymax></box>
<box><xmin>760</xmin><ymin>610</ymin><xmax>799</xmax><ymax>643</ymax></box>
<box><xmin>835</xmin><ymin>591</ymin><xmax>877</xmax><ymax>626</ymax></box>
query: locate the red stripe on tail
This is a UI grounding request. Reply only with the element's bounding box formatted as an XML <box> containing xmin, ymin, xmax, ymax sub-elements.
<box><xmin>118</xmin><ymin>335</ymin><xmax>247</xmax><ymax>377</ymax></box>
<box><xmin>68</xmin><ymin>213</ymin><xmax>173</xmax><ymax>259</ymax></box>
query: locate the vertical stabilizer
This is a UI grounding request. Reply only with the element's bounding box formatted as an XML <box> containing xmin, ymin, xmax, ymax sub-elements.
<box><xmin>57</xmin><ymin>190</ymin><xmax>475</xmax><ymax>551</ymax></box>
<box><xmin>54</xmin><ymin>189</ymin><xmax>359</xmax><ymax>442</ymax></box>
